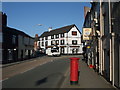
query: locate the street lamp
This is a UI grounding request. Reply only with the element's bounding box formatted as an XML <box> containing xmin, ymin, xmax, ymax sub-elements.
<box><xmin>37</xmin><ymin>24</ymin><xmax>42</xmax><ymax>26</ymax></box>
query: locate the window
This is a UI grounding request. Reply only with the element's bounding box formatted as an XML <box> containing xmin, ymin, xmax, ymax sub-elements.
<box><xmin>72</xmin><ymin>31</ymin><xmax>77</xmax><ymax>36</ymax></box>
<box><xmin>22</xmin><ymin>36</ymin><xmax>24</xmax><ymax>44</ymax></box>
<box><xmin>12</xmin><ymin>35</ymin><xmax>16</xmax><ymax>44</ymax></box>
<box><xmin>51</xmin><ymin>47</ymin><xmax>59</xmax><ymax>52</ymax></box>
<box><xmin>45</xmin><ymin>37</ymin><xmax>48</xmax><ymax>40</ymax></box>
<box><xmin>42</xmin><ymin>42</ymin><xmax>44</xmax><ymax>46</ymax></box>
<box><xmin>56</xmin><ymin>34</ymin><xmax>59</xmax><ymax>38</ymax></box>
<box><xmin>56</xmin><ymin>40</ymin><xmax>59</xmax><ymax>45</ymax></box>
<box><xmin>51</xmin><ymin>40</ymin><xmax>56</xmax><ymax>45</ymax></box>
<box><xmin>8</xmin><ymin>49</ymin><xmax>13</xmax><ymax>60</ymax></box>
<box><xmin>72</xmin><ymin>40</ymin><xmax>77</xmax><ymax>45</ymax></box>
<box><xmin>42</xmin><ymin>38</ymin><xmax>44</xmax><ymax>41</ymax></box>
<box><xmin>61</xmin><ymin>40</ymin><xmax>64</xmax><ymax>45</ymax></box>
<box><xmin>39</xmin><ymin>42</ymin><xmax>40</xmax><ymax>46</ymax></box>
<box><xmin>45</xmin><ymin>41</ymin><xmax>48</xmax><ymax>46</ymax></box>
<box><xmin>61</xmin><ymin>33</ymin><xmax>64</xmax><ymax>38</ymax></box>
<box><xmin>61</xmin><ymin>47</ymin><xmax>64</xmax><ymax>54</ymax></box>
<box><xmin>51</xmin><ymin>41</ymin><xmax>54</xmax><ymax>45</ymax></box>
<box><xmin>51</xmin><ymin>35</ymin><xmax>54</xmax><ymax>39</ymax></box>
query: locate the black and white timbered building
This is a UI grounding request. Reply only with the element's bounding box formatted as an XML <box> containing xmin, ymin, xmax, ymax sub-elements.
<box><xmin>38</xmin><ymin>24</ymin><xmax>83</xmax><ymax>55</ymax></box>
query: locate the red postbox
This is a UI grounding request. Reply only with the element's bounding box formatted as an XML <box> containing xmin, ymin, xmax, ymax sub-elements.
<box><xmin>69</xmin><ymin>57</ymin><xmax>80</xmax><ymax>85</ymax></box>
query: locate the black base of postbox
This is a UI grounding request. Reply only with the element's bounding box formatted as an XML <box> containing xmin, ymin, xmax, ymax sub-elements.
<box><xmin>70</xmin><ymin>81</ymin><xmax>78</xmax><ymax>85</ymax></box>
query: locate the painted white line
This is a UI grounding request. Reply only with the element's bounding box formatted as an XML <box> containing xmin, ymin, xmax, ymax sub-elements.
<box><xmin>51</xmin><ymin>60</ymin><xmax>53</xmax><ymax>62</ymax></box>
<box><xmin>0</xmin><ymin>78</ymin><xmax>9</xmax><ymax>82</ymax></box>
<box><xmin>20</xmin><ymin>60</ymin><xmax>54</xmax><ymax>74</ymax></box>
<box><xmin>20</xmin><ymin>67</ymin><xmax>35</xmax><ymax>74</ymax></box>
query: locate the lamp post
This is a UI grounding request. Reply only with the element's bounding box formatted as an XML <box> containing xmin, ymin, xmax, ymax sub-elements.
<box><xmin>37</xmin><ymin>24</ymin><xmax>52</xmax><ymax>53</ymax></box>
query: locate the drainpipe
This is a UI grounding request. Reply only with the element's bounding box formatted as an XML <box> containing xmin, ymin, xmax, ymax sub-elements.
<box><xmin>109</xmin><ymin>0</ymin><xmax>114</xmax><ymax>85</ymax></box>
<box><xmin>100</xmin><ymin>0</ymin><xmax>103</xmax><ymax>75</ymax></box>
<box><xmin>112</xmin><ymin>33</ymin><xmax>115</xmax><ymax>86</ymax></box>
<box><xmin>67</xmin><ymin>32</ymin><xmax>68</xmax><ymax>55</ymax></box>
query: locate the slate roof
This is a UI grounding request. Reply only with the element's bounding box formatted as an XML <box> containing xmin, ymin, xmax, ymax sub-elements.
<box><xmin>39</xmin><ymin>24</ymin><xmax>81</xmax><ymax>38</ymax></box>
<box><xmin>3</xmin><ymin>26</ymin><xmax>34</xmax><ymax>39</ymax></box>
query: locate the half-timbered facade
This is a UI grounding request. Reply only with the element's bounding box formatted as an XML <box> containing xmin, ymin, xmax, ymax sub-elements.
<box><xmin>39</xmin><ymin>24</ymin><xmax>83</xmax><ymax>55</ymax></box>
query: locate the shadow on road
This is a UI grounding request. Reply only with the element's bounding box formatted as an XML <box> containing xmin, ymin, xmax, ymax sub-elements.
<box><xmin>35</xmin><ymin>77</ymin><xmax>47</xmax><ymax>86</ymax></box>
<box><xmin>35</xmin><ymin>72</ymin><xmax>65</xmax><ymax>87</ymax></box>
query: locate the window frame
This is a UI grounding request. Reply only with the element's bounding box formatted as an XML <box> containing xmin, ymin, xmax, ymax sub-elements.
<box><xmin>61</xmin><ymin>33</ymin><xmax>64</xmax><ymax>38</ymax></box>
<box><xmin>72</xmin><ymin>40</ymin><xmax>77</xmax><ymax>45</ymax></box>
<box><xmin>61</xmin><ymin>40</ymin><xmax>64</xmax><ymax>45</ymax></box>
<box><xmin>72</xmin><ymin>31</ymin><xmax>77</xmax><ymax>36</ymax></box>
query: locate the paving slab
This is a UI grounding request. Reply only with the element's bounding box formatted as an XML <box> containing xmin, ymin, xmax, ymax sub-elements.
<box><xmin>61</xmin><ymin>57</ymin><xmax>116</xmax><ymax>89</ymax></box>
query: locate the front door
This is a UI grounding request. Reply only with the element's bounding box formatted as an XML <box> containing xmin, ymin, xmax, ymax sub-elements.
<box><xmin>61</xmin><ymin>47</ymin><xmax>64</xmax><ymax>54</ymax></box>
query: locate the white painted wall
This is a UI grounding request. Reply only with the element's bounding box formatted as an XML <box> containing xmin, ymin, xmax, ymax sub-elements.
<box><xmin>39</xmin><ymin>26</ymin><xmax>83</xmax><ymax>54</ymax></box>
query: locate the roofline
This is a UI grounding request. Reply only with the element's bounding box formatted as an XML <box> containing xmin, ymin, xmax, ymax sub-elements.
<box><xmin>6</xmin><ymin>26</ymin><xmax>34</xmax><ymax>39</ymax></box>
<box><xmin>39</xmin><ymin>24</ymin><xmax>82</xmax><ymax>38</ymax></box>
<box><xmin>50</xmin><ymin>24</ymin><xmax>75</xmax><ymax>32</ymax></box>
<box><xmin>39</xmin><ymin>24</ymin><xmax>77</xmax><ymax>38</ymax></box>
<box><xmin>73</xmin><ymin>24</ymin><xmax>82</xmax><ymax>34</ymax></box>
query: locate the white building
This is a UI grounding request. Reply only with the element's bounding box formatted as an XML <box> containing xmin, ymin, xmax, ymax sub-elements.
<box><xmin>39</xmin><ymin>24</ymin><xmax>83</xmax><ymax>55</ymax></box>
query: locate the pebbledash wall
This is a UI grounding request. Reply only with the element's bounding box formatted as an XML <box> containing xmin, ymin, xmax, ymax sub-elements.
<box><xmin>38</xmin><ymin>24</ymin><xmax>83</xmax><ymax>55</ymax></box>
<box><xmin>2</xmin><ymin>12</ymin><xmax>34</xmax><ymax>64</ymax></box>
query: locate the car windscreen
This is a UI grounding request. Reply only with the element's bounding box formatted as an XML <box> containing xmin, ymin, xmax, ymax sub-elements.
<box><xmin>51</xmin><ymin>48</ymin><xmax>59</xmax><ymax>53</ymax></box>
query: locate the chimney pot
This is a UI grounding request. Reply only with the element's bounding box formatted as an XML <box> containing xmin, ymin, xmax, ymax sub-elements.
<box><xmin>48</xmin><ymin>27</ymin><xmax>52</xmax><ymax>32</ymax></box>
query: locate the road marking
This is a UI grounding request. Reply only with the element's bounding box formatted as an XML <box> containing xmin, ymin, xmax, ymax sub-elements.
<box><xmin>20</xmin><ymin>67</ymin><xmax>36</xmax><ymax>74</ymax></box>
<box><xmin>19</xmin><ymin>59</ymin><xmax>55</xmax><ymax>74</ymax></box>
<box><xmin>51</xmin><ymin>60</ymin><xmax>53</xmax><ymax>62</ymax></box>
<box><xmin>0</xmin><ymin>78</ymin><xmax>9</xmax><ymax>82</ymax></box>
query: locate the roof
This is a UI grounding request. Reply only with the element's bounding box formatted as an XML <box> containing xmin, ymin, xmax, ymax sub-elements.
<box><xmin>40</xmin><ymin>24</ymin><xmax>81</xmax><ymax>38</ymax></box>
<box><xmin>3</xmin><ymin>26</ymin><xmax>34</xmax><ymax>39</ymax></box>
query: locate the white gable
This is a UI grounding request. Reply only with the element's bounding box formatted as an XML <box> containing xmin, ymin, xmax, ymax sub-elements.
<box><xmin>68</xmin><ymin>26</ymin><xmax>81</xmax><ymax>37</ymax></box>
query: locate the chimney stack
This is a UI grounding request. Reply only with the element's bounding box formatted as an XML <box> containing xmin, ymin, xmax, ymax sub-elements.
<box><xmin>2</xmin><ymin>12</ymin><xmax>7</xmax><ymax>27</ymax></box>
<box><xmin>48</xmin><ymin>27</ymin><xmax>52</xmax><ymax>32</ymax></box>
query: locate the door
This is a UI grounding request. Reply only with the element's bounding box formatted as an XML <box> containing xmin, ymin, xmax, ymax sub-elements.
<box><xmin>61</xmin><ymin>47</ymin><xmax>64</xmax><ymax>54</ymax></box>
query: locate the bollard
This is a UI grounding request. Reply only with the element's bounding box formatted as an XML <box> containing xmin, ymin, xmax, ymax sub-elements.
<box><xmin>69</xmin><ymin>57</ymin><xmax>80</xmax><ymax>85</ymax></box>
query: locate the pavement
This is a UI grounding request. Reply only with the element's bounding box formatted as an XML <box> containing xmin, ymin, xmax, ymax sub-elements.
<box><xmin>60</xmin><ymin>57</ymin><xmax>117</xmax><ymax>89</ymax></box>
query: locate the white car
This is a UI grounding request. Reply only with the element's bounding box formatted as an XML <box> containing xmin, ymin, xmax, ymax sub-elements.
<box><xmin>46</xmin><ymin>47</ymin><xmax>60</xmax><ymax>56</ymax></box>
